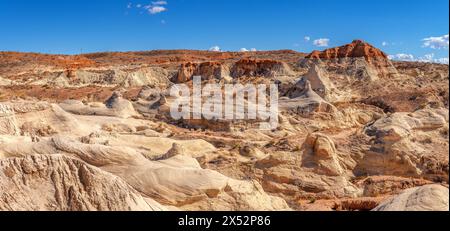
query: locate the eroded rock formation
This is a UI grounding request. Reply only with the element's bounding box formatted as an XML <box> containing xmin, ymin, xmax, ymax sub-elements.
<box><xmin>0</xmin><ymin>42</ymin><xmax>448</xmax><ymax>211</ymax></box>
<box><xmin>373</xmin><ymin>185</ymin><xmax>449</xmax><ymax>211</ymax></box>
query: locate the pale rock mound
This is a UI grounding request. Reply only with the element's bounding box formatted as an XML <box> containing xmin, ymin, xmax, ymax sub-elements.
<box><xmin>59</xmin><ymin>92</ymin><xmax>138</xmax><ymax>119</ymax></box>
<box><xmin>100</xmin><ymin>134</ymin><xmax>217</xmax><ymax>159</ymax></box>
<box><xmin>0</xmin><ymin>137</ymin><xmax>290</xmax><ymax>211</ymax></box>
<box><xmin>302</xmin><ymin>133</ymin><xmax>345</xmax><ymax>176</ymax></box>
<box><xmin>290</xmin><ymin>64</ymin><xmax>340</xmax><ymax>102</ymax></box>
<box><xmin>5</xmin><ymin>100</ymin><xmax>51</xmax><ymax>114</ymax></box>
<box><xmin>255</xmin><ymin>134</ymin><xmax>361</xmax><ymax>203</ymax></box>
<box><xmin>302</xmin><ymin>65</ymin><xmax>338</xmax><ymax>101</ymax></box>
<box><xmin>71</xmin><ymin>67</ymin><xmax>169</xmax><ymax>87</ymax></box>
<box><xmin>280</xmin><ymin>80</ymin><xmax>337</xmax><ymax>117</ymax></box>
<box><xmin>373</xmin><ymin>184</ymin><xmax>449</xmax><ymax>211</ymax></box>
<box><xmin>156</xmin><ymin>143</ymin><xmax>186</xmax><ymax>160</ymax></box>
<box><xmin>357</xmin><ymin>107</ymin><xmax>449</xmax><ymax>181</ymax></box>
<box><xmin>0</xmin><ymin>155</ymin><xmax>166</xmax><ymax>211</ymax></box>
<box><xmin>24</xmin><ymin>66</ymin><xmax>170</xmax><ymax>88</ymax></box>
<box><xmin>7</xmin><ymin>101</ymin><xmax>87</xmax><ymax>137</ymax></box>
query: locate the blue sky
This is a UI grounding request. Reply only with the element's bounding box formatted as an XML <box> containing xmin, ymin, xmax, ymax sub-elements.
<box><xmin>0</xmin><ymin>0</ymin><xmax>448</xmax><ymax>62</ymax></box>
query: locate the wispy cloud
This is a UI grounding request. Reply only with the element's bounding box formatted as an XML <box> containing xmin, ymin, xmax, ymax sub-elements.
<box><xmin>304</xmin><ymin>36</ymin><xmax>311</xmax><ymax>42</ymax></box>
<box><xmin>128</xmin><ymin>1</ymin><xmax>168</xmax><ymax>15</ymax></box>
<box><xmin>388</xmin><ymin>53</ymin><xmax>449</xmax><ymax>64</ymax></box>
<box><xmin>422</xmin><ymin>34</ymin><xmax>449</xmax><ymax>49</ymax></box>
<box><xmin>152</xmin><ymin>1</ymin><xmax>167</xmax><ymax>5</ymax></box>
<box><xmin>382</xmin><ymin>41</ymin><xmax>388</xmax><ymax>46</ymax></box>
<box><xmin>313</xmin><ymin>38</ymin><xmax>330</xmax><ymax>47</ymax></box>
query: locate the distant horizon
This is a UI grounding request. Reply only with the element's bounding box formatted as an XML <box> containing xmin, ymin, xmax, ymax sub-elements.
<box><xmin>0</xmin><ymin>48</ymin><xmax>306</xmax><ymax>55</ymax></box>
<box><xmin>0</xmin><ymin>0</ymin><xmax>448</xmax><ymax>63</ymax></box>
<box><xmin>2</xmin><ymin>41</ymin><xmax>449</xmax><ymax>65</ymax></box>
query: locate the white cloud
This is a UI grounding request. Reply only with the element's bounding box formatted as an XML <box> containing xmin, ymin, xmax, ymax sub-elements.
<box><xmin>388</xmin><ymin>53</ymin><xmax>415</xmax><ymax>61</ymax></box>
<box><xmin>136</xmin><ymin>4</ymin><xmax>142</xmax><ymax>8</ymax></box>
<box><xmin>418</xmin><ymin>53</ymin><xmax>450</xmax><ymax>64</ymax></box>
<box><xmin>209</xmin><ymin>46</ymin><xmax>221</xmax><ymax>52</ymax></box>
<box><xmin>142</xmin><ymin>1</ymin><xmax>168</xmax><ymax>14</ymax></box>
<box><xmin>435</xmin><ymin>58</ymin><xmax>449</xmax><ymax>64</ymax></box>
<box><xmin>304</xmin><ymin>36</ymin><xmax>311</xmax><ymax>42</ymax></box>
<box><xmin>239</xmin><ymin>48</ymin><xmax>257</xmax><ymax>52</ymax></box>
<box><xmin>421</xmin><ymin>53</ymin><xmax>435</xmax><ymax>62</ymax></box>
<box><xmin>388</xmin><ymin>53</ymin><xmax>449</xmax><ymax>64</ymax></box>
<box><xmin>313</xmin><ymin>38</ymin><xmax>330</xmax><ymax>47</ymax></box>
<box><xmin>147</xmin><ymin>6</ymin><xmax>167</xmax><ymax>14</ymax></box>
<box><xmin>422</xmin><ymin>34</ymin><xmax>449</xmax><ymax>49</ymax></box>
<box><xmin>127</xmin><ymin>3</ymin><xmax>133</xmax><ymax>9</ymax></box>
<box><xmin>152</xmin><ymin>1</ymin><xmax>168</xmax><ymax>5</ymax></box>
<box><xmin>382</xmin><ymin>41</ymin><xmax>388</xmax><ymax>46</ymax></box>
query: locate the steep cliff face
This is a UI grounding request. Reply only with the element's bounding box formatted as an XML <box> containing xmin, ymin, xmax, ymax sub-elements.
<box><xmin>176</xmin><ymin>61</ymin><xmax>227</xmax><ymax>83</ymax></box>
<box><xmin>231</xmin><ymin>58</ymin><xmax>294</xmax><ymax>78</ymax></box>
<box><xmin>175</xmin><ymin>58</ymin><xmax>295</xmax><ymax>83</ymax></box>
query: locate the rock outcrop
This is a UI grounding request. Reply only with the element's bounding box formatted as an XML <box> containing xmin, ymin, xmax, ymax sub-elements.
<box><xmin>288</xmin><ymin>64</ymin><xmax>340</xmax><ymax>102</ymax></box>
<box><xmin>57</xmin><ymin>67</ymin><xmax>170</xmax><ymax>88</ymax></box>
<box><xmin>0</xmin><ymin>155</ymin><xmax>166</xmax><ymax>211</ymax></box>
<box><xmin>231</xmin><ymin>59</ymin><xmax>294</xmax><ymax>78</ymax></box>
<box><xmin>176</xmin><ymin>62</ymin><xmax>228</xmax><ymax>83</ymax></box>
<box><xmin>59</xmin><ymin>92</ymin><xmax>139</xmax><ymax>119</ymax></box>
<box><xmin>0</xmin><ymin>104</ymin><xmax>19</xmax><ymax>136</ymax></box>
<box><xmin>358</xmin><ymin>107</ymin><xmax>449</xmax><ymax>181</ymax></box>
<box><xmin>281</xmin><ymin>80</ymin><xmax>337</xmax><ymax>117</ymax></box>
<box><xmin>0</xmin><ymin>136</ymin><xmax>290</xmax><ymax>211</ymax></box>
<box><xmin>306</xmin><ymin>40</ymin><xmax>388</xmax><ymax>62</ymax></box>
<box><xmin>373</xmin><ymin>184</ymin><xmax>449</xmax><ymax>211</ymax></box>
<box><xmin>302</xmin><ymin>133</ymin><xmax>344</xmax><ymax>176</ymax></box>
<box><xmin>302</xmin><ymin>40</ymin><xmax>398</xmax><ymax>81</ymax></box>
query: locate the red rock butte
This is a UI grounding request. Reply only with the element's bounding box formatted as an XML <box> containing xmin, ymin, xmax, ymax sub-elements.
<box><xmin>305</xmin><ymin>40</ymin><xmax>389</xmax><ymax>62</ymax></box>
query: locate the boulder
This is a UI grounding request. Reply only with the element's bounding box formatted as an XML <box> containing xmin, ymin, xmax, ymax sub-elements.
<box><xmin>302</xmin><ymin>133</ymin><xmax>344</xmax><ymax>176</ymax></box>
<box><xmin>373</xmin><ymin>184</ymin><xmax>449</xmax><ymax>211</ymax></box>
